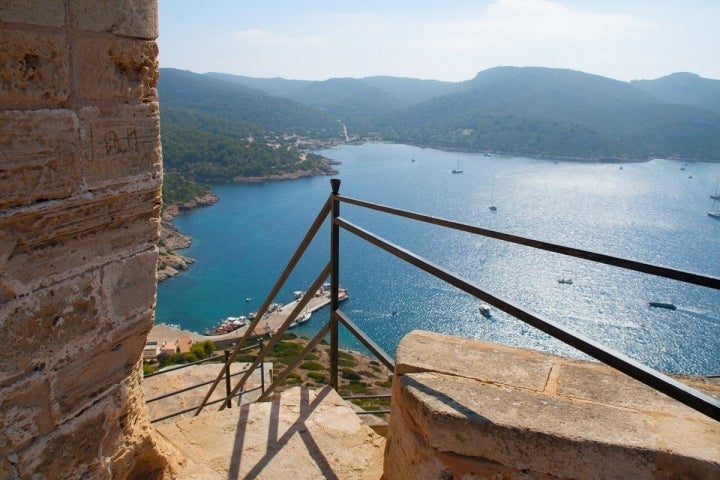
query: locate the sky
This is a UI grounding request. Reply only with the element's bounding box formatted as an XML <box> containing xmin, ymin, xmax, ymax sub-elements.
<box><xmin>158</xmin><ymin>0</ymin><xmax>720</xmax><ymax>82</ymax></box>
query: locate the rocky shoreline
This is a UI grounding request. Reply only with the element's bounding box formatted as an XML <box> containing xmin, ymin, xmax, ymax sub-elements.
<box><xmin>157</xmin><ymin>193</ymin><xmax>219</xmax><ymax>282</ymax></box>
<box><xmin>155</xmin><ymin>165</ymin><xmax>336</xmax><ymax>282</ymax></box>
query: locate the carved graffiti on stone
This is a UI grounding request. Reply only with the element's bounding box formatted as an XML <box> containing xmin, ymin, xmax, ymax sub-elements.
<box><xmin>103</xmin><ymin>128</ymin><xmax>137</xmax><ymax>155</ymax></box>
<box><xmin>89</xmin><ymin>121</ymin><xmax>143</xmax><ymax>180</ymax></box>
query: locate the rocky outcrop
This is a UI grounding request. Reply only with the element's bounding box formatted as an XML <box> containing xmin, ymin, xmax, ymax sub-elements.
<box><xmin>162</xmin><ymin>192</ymin><xmax>218</xmax><ymax>218</ymax></box>
<box><xmin>156</xmin><ymin>192</ymin><xmax>218</xmax><ymax>281</ymax></box>
<box><xmin>157</xmin><ymin>220</ymin><xmax>194</xmax><ymax>282</ymax></box>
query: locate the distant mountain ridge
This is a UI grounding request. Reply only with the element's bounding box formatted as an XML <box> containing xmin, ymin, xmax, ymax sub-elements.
<box><xmin>161</xmin><ymin>66</ymin><xmax>720</xmax><ymax>162</ymax></box>
<box><xmin>631</xmin><ymin>72</ymin><xmax>720</xmax><ymax>114</ymax></box>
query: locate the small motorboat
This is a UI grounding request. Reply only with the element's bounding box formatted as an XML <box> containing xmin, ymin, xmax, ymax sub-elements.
<box><xmin>649</xmin><ymin>301</ymin><xmax>677</xmax><ymax>310</ymax></box>
<box><xmin>478</xmin><ymin>303</ymin><xmax>492</xmax><ymax>318</ymax></box>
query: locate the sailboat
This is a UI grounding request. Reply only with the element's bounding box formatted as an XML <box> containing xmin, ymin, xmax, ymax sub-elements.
<box><xmin>709</xmin><ymin>178</ymin><xmax>720</xmax><ymax>219</ymax></box>
<box><xmin>488</xmin><ymin>180</ymin><xmax>497</xmax><ymax>211</ymax></box>
<box><xmin>451</xmin><ymin>158</ymin><xmax>463</xmax><ymax>174</ymax></box>
<box><xmin>711</xmin><ymin>177</ymin><xmax>720</xmax><ymax>200</ymax></box>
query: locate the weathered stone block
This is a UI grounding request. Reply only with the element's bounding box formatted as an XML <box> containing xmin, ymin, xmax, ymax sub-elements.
<box><xmin>0</xmin><ymin>29</ymin><xmax>69</xmax><ymax>109</ymax></box>
<box><xmin>52</xmin><ymin>328</ymin><xmax>147</xmax><ymax>420</ymax></box>
<box><xmin>78</xmin><ymin>103</ymin><xmax>161</xmax><ymax>188</ymax></box>
<box><xmin>394</xmin><ymin>329</ymin><xmax>553</xmax><ymax>391</ymax></box>
<box><xmin>73</xmin><ymin>34</ymin><xmax>158</xmax><ymax>103</ymax></box>
<box><xmin>0</xmin><ymin>0</ymin><xmax>65</xmax><ymax>27</ymax></box>
<box><xmin>385</xmin><ymin>330</ymin><xmax>720</xmax><ymax>480</ymax></box>
<box><xmin>0</xmin><ymin>373</ymin><xmax>54</xmax><ymax>452</ymax></box>
<box><xmin>0</xmin><ymin>188</ymin><xmax>160</xmax><ymax>288</ymax></box>
<box><xmin>0</xmin><ymin>109</ymin><xmax>81</xmax><ymax>209</ymax></box>
<box><xmin>0</xmin><ymin>271</ymin><xmax>101</xmax><ymax>384</ymax></box>
<box><xmin>71</xmin><ymin>0</ymin><xmax>158</xmax><ymax>39</ymax></box>
<box><xmin>15</xmin><ymin>392</ymin><xmax>117</xmax><ymax>479</ymax></box>
<box><xmin>103</xmin><ymin>249</ymin><xmax>158</xmax><ymax>324</ymax></box>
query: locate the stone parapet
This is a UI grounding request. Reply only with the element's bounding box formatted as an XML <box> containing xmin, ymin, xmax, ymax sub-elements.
<box><xmin>384</xmin><ymin>330</ymin><xmax>720</xmax><ymax>480</ymax></box>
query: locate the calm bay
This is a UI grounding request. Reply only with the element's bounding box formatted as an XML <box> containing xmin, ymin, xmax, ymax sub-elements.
<box><xmin>156</xmin><ymin>143</ymin><xmax>720</xmax><ymax>375</ymax></box>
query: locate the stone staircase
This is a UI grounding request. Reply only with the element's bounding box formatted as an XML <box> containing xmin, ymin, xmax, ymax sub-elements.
<box><xmin>153</xmin><ymin>386</ymin><xmax>385</xmax><ymax>479</ymax></box>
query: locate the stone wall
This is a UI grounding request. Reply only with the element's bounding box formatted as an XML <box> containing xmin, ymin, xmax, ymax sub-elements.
<box><xmin>384</xmin><ymin>330</ymin><xmax>720</xmax><ymax>480</ymax></box>
<box><xmin>0</xmin><ymin>1</ymin><xmax>168</xmax><ymax>478</ymax></box>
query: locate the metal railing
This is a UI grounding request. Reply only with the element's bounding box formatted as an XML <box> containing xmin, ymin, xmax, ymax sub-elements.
<box><xmin>144</xmin><ymin>342</ymin><xmax>265</xmax><ymax>423</ymax></box>
<box><xmin>196</xmin><ymin>178</ymin><xmax>720</xmax><ymax>422</ymax></box>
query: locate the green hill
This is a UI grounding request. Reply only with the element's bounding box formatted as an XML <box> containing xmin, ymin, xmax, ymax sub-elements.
<box><xmin>631</xmin><ymin>72</ymin><xmax>720</xmax><ymax>114</ymax></box>
<box><xmin>160</xmin><ymin>66</ymin><xmax>720</xmax><ymax>168</ymax></box>
<box><xmin>158</xmin><ymin>69</ymin><xmax>341</xmax><ymax>193</ymax></box>
<box><xmin>378</xmin><ymin>67</ymin><xmax>720</xmax><ymax>160</ymax></box>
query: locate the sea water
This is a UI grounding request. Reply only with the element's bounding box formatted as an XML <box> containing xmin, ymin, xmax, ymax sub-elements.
<box><xmin>156</xmin><ymin>144</ymin><xmax>720</xmax><ymax>375</ymax></box>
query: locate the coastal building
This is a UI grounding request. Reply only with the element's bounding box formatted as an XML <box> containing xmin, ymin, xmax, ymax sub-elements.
<box><xmin>143</xmin><ymin>341</ymin><xmax>160</xmax><ymax>360</ymax></box>
<box><xmin>176</xmin><ymin>335</ymin><xmax>193</xmax><ymax>354</ymax></box>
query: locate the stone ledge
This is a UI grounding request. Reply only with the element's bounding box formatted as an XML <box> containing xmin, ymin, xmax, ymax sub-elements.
<box><xmin>384</xmin><ymin>330</ymin><xmax>720</xmax><ymax>480</ymax></box>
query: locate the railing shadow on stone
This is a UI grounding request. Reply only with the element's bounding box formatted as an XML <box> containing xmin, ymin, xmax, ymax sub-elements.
<box><xmin>195</xmin><ymin>178</ymin><xmax>720</xmax><ymax>423</ymax></box>
<box><xmin>144</xmin><ymin>341</ymin><xmax>265</xmax><ymax>423</ymax></box>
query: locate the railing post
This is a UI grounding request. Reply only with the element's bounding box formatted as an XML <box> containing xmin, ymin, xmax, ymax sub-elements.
<box><xmin>259</xmin><ymin>339</ymin><xmax>265</xmax><ymax>395</ymax></box>
<box><xmin>330</xmin><ymin>178</ymin><xmax>341</xmax><ymax>390</ymax></box>
<box><xmin>224</xmin><ymin>349</ymin><xmax>232</xmax><ymax>408</ymax></box>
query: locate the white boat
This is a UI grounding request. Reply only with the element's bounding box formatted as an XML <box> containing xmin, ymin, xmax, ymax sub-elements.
<box><xmin>478</xmin><ymin>303</ymin><xmax>492</xmax><ymax>318</ymax></box>
<box><xmin>488</xmin><ymin>180</ymin><xmax>497</xmax><ymax>211</ymax></box>
<box><xmin>710</xmin><ymin>180</ymin><xmax>720</xmax><ymax>218</ymax></box>
<box><xmin>452</xmin><ymin>158</ymin><xmax>463</xmax><ymax>174</ymax></box>
<box><xmin>298</xmin><ymin>311</ymin><xmax>311</xmax><ymax>324</ymax></box>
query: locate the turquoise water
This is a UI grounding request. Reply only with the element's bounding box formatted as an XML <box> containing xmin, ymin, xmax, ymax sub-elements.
<box><xmin>156</xmin><ymin>144</ymin><xmax>720</xmax><ymax>375</ymax></box>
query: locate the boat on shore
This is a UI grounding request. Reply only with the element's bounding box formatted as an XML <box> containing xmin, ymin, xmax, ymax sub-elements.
<box><xmin>649</xmin><ymin>301</ymin><xmax>677</xmax><ymax>310</ymax></box>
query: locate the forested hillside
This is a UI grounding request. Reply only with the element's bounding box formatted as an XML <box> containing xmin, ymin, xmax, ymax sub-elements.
<box><xmin>159</xmin><ymin>66</ymin><xmax>720</xmax><ymax>192</ymax></box>
<box><xmin>380</xmin><ymin>67</ymin><xmax>720</xmax><ymax>160</ymax></box>
<box><xmin>202</xmin><ymin>67</ymin><xmax>720</xmax><ymax>161</ymax></box>
<box><xmin>158</xmin><ymin>69</ymin><xmax>342</xmax><ymax>199</ymax></box>
<box><xmin>631</xmin><ymin>72</ymin><xmax>720</xmax><ymax>114</ymax></box>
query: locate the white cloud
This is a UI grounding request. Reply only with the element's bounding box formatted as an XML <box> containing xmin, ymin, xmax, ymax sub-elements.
<box><xmin>230</xmin><ymin>28</ymin><xmax>328</xmax><ymax>49</ymax></box>
<box><xmin>159</xmin><ymin>0</ymin><xmax>720</xmax><ymax>81</ymax></box>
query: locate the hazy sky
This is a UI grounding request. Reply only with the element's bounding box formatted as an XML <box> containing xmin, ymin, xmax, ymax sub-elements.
<box><xmin>158</xmin><ymin>0</ymin><xmax>720</xmax><ymax>82</ymax></box>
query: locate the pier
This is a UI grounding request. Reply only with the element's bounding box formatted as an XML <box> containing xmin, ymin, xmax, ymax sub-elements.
<box><xmin>148</xmin><ymin>287</ymin><xmax>345</xmax><ymax>347</ymax></box>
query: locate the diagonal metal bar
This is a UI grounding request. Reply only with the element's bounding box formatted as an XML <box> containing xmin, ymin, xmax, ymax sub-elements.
<box><xmin>218</xmin><ymin>262</ymin><xmax>331</xmax><ymax>411</ymax></box>
<box><xmin>334</xmin><ymin>216</ymin><xmax>720</xmax><ymax>422</ymax></box>
<box><xmin>335</xmin><ymin>309</ymin><xmax>394</xmax><ymax>373</ymax></box>
<box><xmin>194</xmin><ymin>197</ymin><xmax>332</xmax><ymax>416</ymax></box>
<box><xmin>337</xmin><ymin>195</ymin><xmax>720</xmax><ymax>290</ymax></box>
<box><xmin>258</xmin><ymin>320</ymin><xmax>333</xmax><ymax>402</ymax></box>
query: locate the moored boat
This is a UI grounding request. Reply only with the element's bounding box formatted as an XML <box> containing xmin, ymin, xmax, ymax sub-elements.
<box><xmin>478</xmin><ymin>303</ymin><xmax>492</xmax><ymax>318</ymax></box>
<box><xmin>649</xmin><ymin>301</ymin><xmax>677</xmax><ymax>310</ymax></box>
